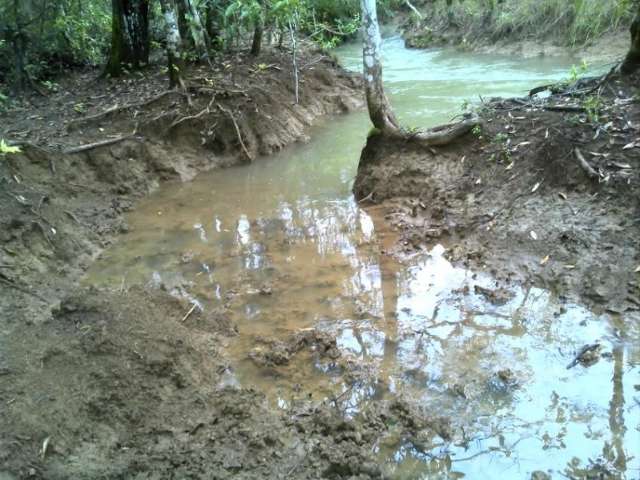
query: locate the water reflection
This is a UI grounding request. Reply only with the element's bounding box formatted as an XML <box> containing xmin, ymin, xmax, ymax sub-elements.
<box><xmin>86</xmin><ymin>36</ymin><xmax>638</xmax><ymax>479</ymax></box>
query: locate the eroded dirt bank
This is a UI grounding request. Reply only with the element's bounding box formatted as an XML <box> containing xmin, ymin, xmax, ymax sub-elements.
<box><xmin>354</xmin><ymin>72</ymin><xmax>640</xmax><ymax>316</ymax></box>
<box><xmin>0</xmin><ymin>48</ymin><xmax>457</xmax><ymax>480</ymax></box>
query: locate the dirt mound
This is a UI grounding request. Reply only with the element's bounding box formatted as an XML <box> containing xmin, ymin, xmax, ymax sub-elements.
<box><xmin>354</xmin><ymin>72</ymin><xmax>640</xmax><ymax>313</ymax></box>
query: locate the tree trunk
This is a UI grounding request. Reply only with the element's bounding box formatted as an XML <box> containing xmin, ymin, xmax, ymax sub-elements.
<box><xmin>176</xmin><ymin>0</ymin><xmax>209</xmax><ymax>59</ymax></box>
<box><xmin>105</xmin><ymin>0</ymin><xmax>150</xmax><ymax>77</ymax></box>
<box><xmin>360</xmin><ymin>0</ymin><xmax>478</xmax><ymax>144</ymax></box>
<box><xmin>360</xmin><ymin>0</ymin><xmax>401</xmax><ymax>134</ymax></box>
<box><xmin>251</xmin><ymin>21</ymin><xmax>263</xmax><ymax>56</ymax></box>
<box><xmin>159</xmin><ymin>0</ymin><xmax>185</xmax><ymax>88</ymax></box>
<box><xmin>205</xmin><ymin>2</ymin><xmax>221</xmax><ymax>48</ymax></box>
<box><xmin>621</xmin><ymin>7</ymin><xmax>640</xmax><ymax>74</ymax></box>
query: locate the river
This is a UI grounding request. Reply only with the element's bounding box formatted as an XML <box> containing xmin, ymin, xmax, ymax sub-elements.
<box><xmin>86</xmin><ymin>36</ymin><xmax>639</xmax><ymax>479</ymax></box>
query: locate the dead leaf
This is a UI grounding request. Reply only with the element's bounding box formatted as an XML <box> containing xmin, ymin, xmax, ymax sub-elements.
<box><xmin>540</xmin><ymin>255</ymin><xmax>550</xmax><ymax>265</ymax></box>
<box><xmin>558</xmin><ymin>192</ymin><xmax>567</xmax><ymax>200</ymax></box>
<box><xmin>531</xmin><ymin>181</ymin><xmax>541</xmax><ymax>193</ymax></box>
<box><xmin>635</xmin><ymin>265</ymin><xmax>640</xmax><ymax>273</ymax></box>
<box><xmin>565</xmin><ymin>265</ymin><xmax>576</xmax><ymax>270</ymax></box>
<box><xmin>505</xmin><ymin>162</ymin><xmax>514</xmax><ymax>171</ymax></box>
<box><xmin>622</xmin><ymin>142</ymin><xmax>637</xmax><ymax>150</ymax></box>
<box><xmin>530</xmin><ymin>231</ymin><xmax>538</xmax><ymax>240</ymax></box>
<box><xmin>475</xmin><ymin>178</ymin><xmax>482</xmax><ymax>185</ymax></box>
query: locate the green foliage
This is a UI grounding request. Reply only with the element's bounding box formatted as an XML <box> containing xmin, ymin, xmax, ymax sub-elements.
<box><xmin>0</xmin><ymin>0</ymin><xmax>111</xmax><ymax>87</ymax></box>
<box><xmin>0</xmin><ymin>139</ymin><xmax>21</xmax><ymax>155</ymax></box>
<box><xmin>426</xmin><ymin>0</ymin><xmax>634</xmax><ymax>47</ymax></box>
<box><xmin>583</xmin><ymin>95</ymin><xmax>603</xmax><ymax>123</ymax></box>
<box><xmin>568</xmin><ymin>60</ymin><xmax>589</xmax><ymax>83</ymax></box>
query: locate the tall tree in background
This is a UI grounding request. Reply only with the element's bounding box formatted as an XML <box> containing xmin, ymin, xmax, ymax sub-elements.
<box><xmin>105</xmin><ymin>0</ymin><xmax>150</xmax><ymax>76</ymax></box>
<box><xmin>359</xmin><ymin>0</ymin><xmax>478</xmax><ymax>145</ymax></box>
<box><xmin>159</xmin><ymin>0</ymin><xmax>185</xmax><ymax>88</ymax></box>
<box><xmin>621</xmin><ymin>4</ymin><xmax>640</xmax><ymax>73</ymax></box>
<box><xmin>178</xmin><ymin>0</ymin><xmax>210</xmax><ymax>59</ymax></box>
<box><xmin>250</xmin><ymin>0</ymin><xmax>264</xmax><ymax>56</ymax></box>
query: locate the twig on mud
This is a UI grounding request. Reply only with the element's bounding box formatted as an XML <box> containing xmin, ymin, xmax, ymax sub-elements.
<box><xmin>63</xmin><ymin>210</ymin><xmax>82</xmax><ymax>225</ymax></box>
<box><xmin>181</xmin><ymin>303</ymin><xmax>197</xmax><ymax>323</ymax></box>
<box><xmin>574</xmin><ymin>148</ymin><xmax>601</xmax><ymax>180</ymax></box>
<box><xmin>0</xmin><ymin>273</ymin><xmax>47</xmax><ymax>302</ymax></box>
<box><xmin>216</xmin><ymin>102</ymin><xmax>254</xmax><ymax>162</ymax></box>
<box><xmin>357</xmin><ymin>191</ymin><xmax>375</xmax><ymax>204</ymax></box>
<box><xmin>63</xmin><ymin>134</ymin><xmax>141</xmax><ymax>154</ymax></box>
<box><xmin>0</xmin><ymin>265</ymin><xmax>14</xmax><ymax>268</ymax></box>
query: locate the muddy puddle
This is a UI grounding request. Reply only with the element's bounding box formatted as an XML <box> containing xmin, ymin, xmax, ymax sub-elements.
<box><xmin>86</xmin><ymin>36</ymin><xmax>639</xmax><ymax>478</ymax></box>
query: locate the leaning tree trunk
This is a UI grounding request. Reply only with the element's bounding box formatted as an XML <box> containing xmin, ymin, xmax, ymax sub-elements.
<box><xmin>360</xmin><ymin>0</ymin><xmax>478</xmax><ymax>144</ymax></box>
<box><xmin>105</xmin><ymin>0</ymin><xmax>150</xmax><ymax>77</ymax></box>
<box><xmin>621</xmin><ymin>7</ymin><xmax>640</xmax><ymax>74</ymax></box>
<box><xmin>159</xmin><ymin>0</ymin><xmax>185</xmax><ymax>89</ymax></box>
<box><xmin>360</xmin><ymin>0</ymin><xmax>401</xmax><ymax>134</ymax></box>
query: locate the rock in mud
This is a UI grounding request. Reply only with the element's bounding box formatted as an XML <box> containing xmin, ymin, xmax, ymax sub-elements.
<box><xmin>473</xmin><ymin>285</ymin><xmax>514</xmax><ymax>305</ymax></box>
<box><xmin>249</xmin><ymin>328</ymin><xmax>341</xmax><ymax>367</ymax></box>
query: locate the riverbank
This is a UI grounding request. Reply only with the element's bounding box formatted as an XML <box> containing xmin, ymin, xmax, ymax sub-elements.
<box><xmin>399</xmin><ymin>0</ymin><xmax>633</xmax><ymax>64</ymax></box>
<box><xmin>0</xmin><ymin>47</ymin><xmax>402</xmax><ymax>479</ymax></box>
<box><xmin>354</xmin><ymin>71</ymin><xmax>640</xmax><ymax>316</ymax></box>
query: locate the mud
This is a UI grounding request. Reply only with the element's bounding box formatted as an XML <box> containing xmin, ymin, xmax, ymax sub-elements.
<box><xmin>353</xmin><ymin>72</ymin><xmax>640</xmax><ymax>315</ymax></box>
<box><xmin>0</xmin><ymin>48</ymin><xmax>406</xmax><ymax>479</ymax></box>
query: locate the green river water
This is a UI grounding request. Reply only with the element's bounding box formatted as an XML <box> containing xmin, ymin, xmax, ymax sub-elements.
<box><xmin>87</xmin><ymin>36</ymin><xmax>639</xmax><ymax>479</ymax></box>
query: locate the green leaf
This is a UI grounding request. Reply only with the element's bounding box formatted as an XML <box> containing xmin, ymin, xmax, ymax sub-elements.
<box><xmin>0</xmin><ymin>139</ymin><xmax>21</xmax><ymax>155</ymax></box>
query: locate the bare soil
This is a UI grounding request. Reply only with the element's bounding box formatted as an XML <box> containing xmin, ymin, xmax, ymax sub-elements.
<box><xmin>0</xmin><ymin>48</ymin><xmax>452</xmax><ymax>480</ymax></box>
<box><xmin>353</xmin><ymin>71</ymin><xmax>640</xmax><ymax>317</ymax></box>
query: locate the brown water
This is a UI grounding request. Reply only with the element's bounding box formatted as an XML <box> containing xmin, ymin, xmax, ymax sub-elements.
<box><xmin>87</xmin><ymin>37</ymin><xmax>639</xmax><ymax>479</ymax></box>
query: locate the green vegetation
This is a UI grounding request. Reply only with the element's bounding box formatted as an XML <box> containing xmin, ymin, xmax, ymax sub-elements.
<box><xmin>0</xmin><ymin>139</ymin><xmax>21</xmax><ymax>155</ymax></box>
<box><xmin>407</xmin><ymin>0</ymin><xmax>635</xmax><ymax>47</ymax></box>
<box><xmin>0</xmin><ymin>0</ymin><xmax>397</xmax><ymax>96</ymax></box>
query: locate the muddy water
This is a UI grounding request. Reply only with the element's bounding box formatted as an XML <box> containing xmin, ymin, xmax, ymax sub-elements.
<box><xmin>87</xmin><ymin>37</ymin><xmax>639</xmax><ymax>478</ymax></box>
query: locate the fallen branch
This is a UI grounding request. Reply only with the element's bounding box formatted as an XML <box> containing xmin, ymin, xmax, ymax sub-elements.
<box><xmin>574</xmin><ymin>148</ymin><xmax>600</xmax><ymax>180</ymax></box>
<box><xmin>63</xmin><ymin>135</ymin><xmax>140</xmax><ymax>154</ymax></box>
<box><xmin>405</xmin><ymin>0</ymin><xmax>423</xmax><ymax>19</ymax></box>
<box><xmin>216</xmin><ymin>103</ymin><xmax>254</xmax><ymax>162</ymax></box>
<box><xmin>181</xmin><ymin>303</ymin><xmax>197</xmax><ymax>323</ymax></box>
<box><xmin>0</xmin><ymin>273</ymin><xmax>47</xmax><ymax>302</ymax></box>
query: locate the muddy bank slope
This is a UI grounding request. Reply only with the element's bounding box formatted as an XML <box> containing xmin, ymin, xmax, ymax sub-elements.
<box><xmin>354</xmin><ymin>72</ymin><xmax>640</xmax><ymax>315</ymax></box>
<box><xmin>0</xmin><ymin>48</ymin><xmax>363</xmax><ymax>326</ymax></box>
<box><xmin>0</xmin><ymin>48</ymin><xmax>445</xmax><ymax>480</ymax></box>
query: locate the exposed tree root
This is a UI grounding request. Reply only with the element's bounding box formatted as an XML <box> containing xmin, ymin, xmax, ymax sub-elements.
<box><xmin>63</xmin><ymin>135</ymin><xmax>140</xmax><ymax>154</ymax></box>
<box><xmin>166</xmin><ymin>95</ymin><xmax>216</xmax><ymax>133</ymax></box>
<box><xmin>66</xmin><ymin>90</ymin><xmax>187</xmax><ymax>131</ymax></box>
<box><xmin>379</xmin><ymin>115</ymin><xmax>480</xmax><ymax>147</ymax></box>
<box><xmin>574</xmin><ymin>148</ymin><xmax>601</xmax><ymax>180</ymax></box>
<box><xmin>216</xmin><ymin>102</ymin><xmax>254</xmax><ymax>162</ymax></box>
